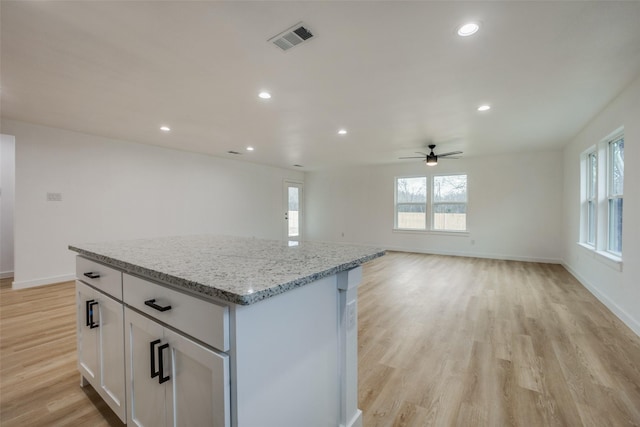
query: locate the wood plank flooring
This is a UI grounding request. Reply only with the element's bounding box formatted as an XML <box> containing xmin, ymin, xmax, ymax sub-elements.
<box><xmin>1</xmin><ymin>252</ymin><xmax>640</xmax><ymax>426</ymax></box>
<box><xmin>0</xmin><ymin>277</ymin><xmax>124</xmax><ymax>427</ymax></box>
<box><xmin>358</xmin><ymin>252</ymin><xmax>640</xmax><ymax>426</ymax></box>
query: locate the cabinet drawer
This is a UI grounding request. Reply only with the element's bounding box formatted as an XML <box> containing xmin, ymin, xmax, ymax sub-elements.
<box><xmin>76</xmin><ymin>256</ymin><xmax>123</xmax><ymax>301</ymax></box>
<box><xmin>123</xmin><ymin>274</ymin><xmax>229</xmax><ymax>352</ymax></box>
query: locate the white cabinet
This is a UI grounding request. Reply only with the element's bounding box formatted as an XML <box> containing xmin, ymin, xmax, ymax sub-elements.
<box><xmin>76</xmin><ymin>280</ymin><xmax>126</xmax><ymax>422</ymax></box>
<box><xmin>124</xmin><ymin>308</ymin><xmax>230</xmax><ymax>427</ymax></box>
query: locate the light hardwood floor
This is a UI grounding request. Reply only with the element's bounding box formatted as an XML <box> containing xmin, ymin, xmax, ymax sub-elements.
<box><xmin>0</xmin><ymin>277</ymin><xmax>124</xmax><ymax>426</ymax></box>
<box><xmin>1</xmin><ymin>253</ymin><xmax>640</xmax><ymax>426</ymax></box>
<box><xmin>358</xmin><ymin>252</ymin><xmax>640</xmax><ymax>426</ymax></box>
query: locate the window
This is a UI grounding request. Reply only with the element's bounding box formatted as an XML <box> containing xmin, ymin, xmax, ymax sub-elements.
<box><xmin>395</xmin><ymin>177</ymin><xmax>427</xmax><ymax>230</ymax></box>
<box><xmin>432</xmin><ymin>175</ymin><xmax>467</xmax><ymax>231</ymax></box>
<box><xmin>394</xmin><ymin>174</ymin><xmax>468</xmax><ymax>232</ymax></box>
<box><xmin>580</xmin><ymin>129</ymin><xmax>624</xmax><ymax>261</ymax></box>
<box><xmin>585</xmin><ymin>151</ymin><xmax>597</xmax><ymax>245</ymax></box>
<box><xmin>607</xmin><ymin>136</ymin><xmax>624</xmax><ymax>254</ymax></box>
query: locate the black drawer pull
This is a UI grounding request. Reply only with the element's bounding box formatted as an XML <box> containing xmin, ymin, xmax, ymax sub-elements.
<box><xmin>144</xmin><ymin>299</ymin><xmax>172</xmax><ymax>312</ymax></box>
<box><xmin>84</xmin><ymin>272</ymin><xmax>100</xmax><ymax>279</ymax></box>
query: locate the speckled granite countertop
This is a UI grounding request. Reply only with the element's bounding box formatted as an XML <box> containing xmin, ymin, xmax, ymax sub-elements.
<box><xmin>69</xmin><ymin>235</ymin><xmax>385</xmax><ymax>305</ymax></box>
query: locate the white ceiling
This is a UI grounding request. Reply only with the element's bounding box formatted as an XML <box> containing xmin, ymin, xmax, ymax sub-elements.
<box><xmin>2</xmin><ymin>1</ymin><xmax>640</xmax><ymax>171</ymax></box>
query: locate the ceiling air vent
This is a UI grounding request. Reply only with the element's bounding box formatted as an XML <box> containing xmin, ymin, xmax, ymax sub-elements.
<box><xmin>227</xmin><ymin>150</ymin><xmax>242</xmax><ymax>155</ymax></box>
<box><xmin>268</xmin><ymin>22</ymin><xmax>314</xmax><ymax>52</ymax></box>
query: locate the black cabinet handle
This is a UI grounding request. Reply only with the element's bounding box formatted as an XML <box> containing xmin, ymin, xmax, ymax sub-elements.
<box><xmin>158</xmin><ymin>343</ymin><xmax>170</xmax><ymax>384</ymax></box>
<box><xmin>88</xmin><ymin>301</ymin><xmax>99</xmax><ymax>329</ymax></box>
<box><xmin>150</xmin><ymin>339</ymin><xmax>161</xmax><ymax>379</ymax></box>
<box><xmin>84</xmin><ymin>272</ymin><xmax>100</xmax><ymax>279</ymax></box>
<box><xmin>85</xmin><ymin>300</ymin><xmax>94</xmax><ymax>327</ymax></box>
<box><xmin>144</xmin><ymin>299</ymin><xmax>172</xmax><ymax>312</ymax></box>
<box><xmin>150</xmin><ymin>339</ymin><xmax>171</xmax><ymax>384</ymax></box>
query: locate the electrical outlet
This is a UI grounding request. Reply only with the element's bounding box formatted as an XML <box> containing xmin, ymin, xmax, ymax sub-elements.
<box><xmin>470</xmin><ymin>239</ymin><xmax>476</xmax><ymax>245</ymax></box>
<box><xmin>46</xmin><ymin>192</ymin><xmax>62</xmax><ymax>201</ymax></box>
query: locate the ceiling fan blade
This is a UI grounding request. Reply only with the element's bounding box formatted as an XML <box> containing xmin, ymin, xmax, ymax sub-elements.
<box><xmin>399</xmin><ymin>156</ymin><xmax>426</xmax><ymax>159</ymax></box>
<box><xmin>438</xmin><ymin>151</ymin><xmax>463</xmax><ymax>157</ymax></box>
<box><xmin>439</xmin><ymin>156</ymin><xmax>461</xmax><ymax>160</ymax></box>
<box><xmin>415</xmin><ymin>152</ymin><xmax>428</xmax><ymax>156</ymax></box>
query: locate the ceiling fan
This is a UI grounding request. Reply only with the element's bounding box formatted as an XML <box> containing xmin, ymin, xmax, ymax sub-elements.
<box><xmin>399</xmin><ymin>144</ymin><xmax>463</xmax><ymax>166</ymax></box>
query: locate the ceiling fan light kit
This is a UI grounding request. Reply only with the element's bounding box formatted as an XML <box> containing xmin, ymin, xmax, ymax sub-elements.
<box><xmin>399</xmin><ymin>144</ymin><xmax>463</xmax><ymax>166</ymax></box>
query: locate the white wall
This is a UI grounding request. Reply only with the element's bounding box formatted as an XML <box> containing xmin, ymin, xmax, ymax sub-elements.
<box><xmin>562</xmin><ymin>74</ymin><xmax>640</xmax><ymax>335</ymax></box>
<box><xmin>305</xmin><ymin>150</ymin><xmax>564</xmax><ymax>263</ymax></box>
<box><xmin>0</xmin><ymin>134</ymin><xmax>16</xmax><ymax>278</ymax></box>
<box><xmin>1</xmin><ymin>119</ymin><xmax>303</xmax><ymax>288</ymax></box>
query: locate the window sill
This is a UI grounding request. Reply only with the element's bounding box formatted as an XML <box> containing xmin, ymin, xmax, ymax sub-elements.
<box><xmin>576</xmin><ymin>242</ymin><xmax>623</xmax><ymax>272</ymax></box>
<box><xmin>393</xmin><ymin>229</ymin><xmax>470</xmax><ymax>237</ymax></box>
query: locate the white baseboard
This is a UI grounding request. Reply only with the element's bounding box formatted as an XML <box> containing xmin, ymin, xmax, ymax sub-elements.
<box><xmin>562</xmin><ymin>261</ymin><xmax>640</xmax><ymax>337</ymax></box>
<box><xmin>0</xmin><ymin>270</ymin><xmax>14</xmax><ymax>279</ymax></box>
<box><xmin>12</xmin><ymin>274</ymin><xmax>75</xmax><ymax>289</ymax></box>
<box><xmin>383</xmin><ymin>245</ymin><xmax>563</xmax><ymax>264</ymax></box>
<box><xmin>343</xmin><ymin>410</ymin><xmax>363</xmax><ymax>427</ymax></box>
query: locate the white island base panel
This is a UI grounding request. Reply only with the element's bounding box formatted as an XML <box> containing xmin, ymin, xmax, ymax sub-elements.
<box><xmin>231</xmin><ymin>267</ymin><xmax>363</xmax><ymax>427</ymax></box>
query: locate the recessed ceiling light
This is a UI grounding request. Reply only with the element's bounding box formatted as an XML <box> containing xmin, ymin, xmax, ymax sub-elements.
<box><xmin>246</xmin><ymin>146</ymin><xmax>254</xmax><ymax>151</ymax></box>
<box><xmin>477</xmin><ymin>105</ymin><xmax>491</xmax><ymax>112</ymax></box>
<box><xmin>160</xmin><ymin>126</ymin><xmax>171</xmax><ymax>132</ymax></box>
<box><xmin>338</xmin><ymin>129</ymin><xmax>347</xmax><ymax>135</ymax></box>
<box><xmin>258</xmin><ymin>91</ymin><xmax>271</xmax><ymax>99</ymax></box>
<box><xmin>457</xmin><ymin>22</ymin><xmax>480</xmax><ymax>37</ymax></box>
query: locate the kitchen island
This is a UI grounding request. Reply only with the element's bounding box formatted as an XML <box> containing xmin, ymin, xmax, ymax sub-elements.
<box><xmin>69</xmin><ymin>235</ymin><xmax>384</xmax><ymax>427</ymax></box>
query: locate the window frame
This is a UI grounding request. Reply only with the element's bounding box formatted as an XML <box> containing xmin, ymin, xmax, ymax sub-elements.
<box><xmin>431</xmin><ymin>174</ymin><xmax>468</xmax><ymax>232</ymax></box>
<box><xmin>606</xmin><ymin>135</ymin><xmax>624</xmax><ymax>256</ymax></box>
<box><xmin>393</xmin><ymin>173</ymin><xmax>469</xmax><ymax>234</ymax></box>
<box><xmin>578</xmin><ymin>127</ymin><xmax>623</xmax><ymax>269</ymax></box>
<box><xmin>394</xmin><ymin>176</ymin><xmax>428</xmax><ymax>230</ymax></box>
<box><xmin>584</xmin><ymin>150</ymin><xmax>597</xmax><ymax>246</ymax></box>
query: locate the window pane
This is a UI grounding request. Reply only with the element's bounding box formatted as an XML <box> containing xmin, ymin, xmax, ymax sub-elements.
<box><xmin>587</xmin><ymin>200</ymin><xmax>595</xmax><ymax>245</ymax></box>
<box><xmin>397</xmin><ymin>177</ymin><xmax>427</xmax><ymax>203</ymax></box>
<box><xmin>588</xmin><ymin>152</ymin><xmax>597</xmax><ymax>199</ymax></box>
<box><xmin>433</xmin><ymin>175</ymin><xmax>467</xmax><ymax>203</ymax></box>
<box><xmin>433</xmin><ymin>204</ymin><xmax>466</xmax><ymax>231</ymax></box>
<box><xmin>608</xmin><ymin>198</ymin><xmax>623</xmax><ymax>253</ymax></box>
<box><xmin>610</xmin><ymin>138</ymin><xmax>624</xmax><ymax>195</ymax></box>
<box><xmin>397</xmin><ymin>204</ymin><xmax>426</xmax><ymax>229</ymax></box>
<box><xmin>288</xmin><ymin>187</ymin><xmax>299</xmax><ymax>237</ymax></box>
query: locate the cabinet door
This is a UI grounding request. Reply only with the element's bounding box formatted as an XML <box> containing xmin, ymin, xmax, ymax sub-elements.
<box><xmin>125</xmin><ymin>308</ymin><xmax>166</xmax><ymax>427</ymax></box>
<box><xmin>77</xmin><ymin>281</ymin><xmax>99</xmax><ymax>383</ymax></box>
<box><xmin>97</xmin><ymin>293</ymin><xmax>126</xmax><ymax>422</ymax></box>
<box><xmin>165</xmin><ymin>328</ymin><xmax>230</xmax><ymax>427</ymax></box>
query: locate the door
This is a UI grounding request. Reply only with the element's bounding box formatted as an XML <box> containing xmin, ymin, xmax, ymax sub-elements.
<box><xmin>97</xmin><ymin>294</ymin><xmax>126</xmax><ymax>421</ymax></box>
<box><xmin>125</xmin><ymin>308</ymin><xmax>166</xmax><ymax>427</ymax></box>
<box><xmin>77</xmin><ymin>281</ymin><xmax>99</xmax><ymax>383</ymax></box>
<box><xmin>165</xmin><ymin>328</ymin><xmax>230</xmax><ymax>427</ymax></box>
<box><xmin>283</xmin><ymin>181</ymin><xmax>303</xmax><ymax>243</ymax></box>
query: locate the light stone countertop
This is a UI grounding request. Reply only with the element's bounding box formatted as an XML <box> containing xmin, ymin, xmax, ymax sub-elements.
<box><xmin>69</xmin><ymin>235</ymin><xmax>385</xmax><ymax>305</ymax></box>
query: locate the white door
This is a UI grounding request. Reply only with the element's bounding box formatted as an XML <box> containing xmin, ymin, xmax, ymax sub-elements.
<box><xmin>97</xmin><ymin>294</ymin><xmax>126</xmax><ymax>422</ymax></box>
<box><xmin>165</xmin><ymin>328</ymin><xmax>230</xmax><ymax>427</ymax></box>
<box><xmin>76</xmin><ymin>281</ymin><xmax>99</xmax><ymax>383</ymax></box>
<box><xmin>283</xmin><ymin>181</ymin><xmax>303</xmax><ymax>242</ymax></box>
<box><xmin>125</xmin><ymin>308</ymin><xmax>166</xmax><ymax>427</ymax></box>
